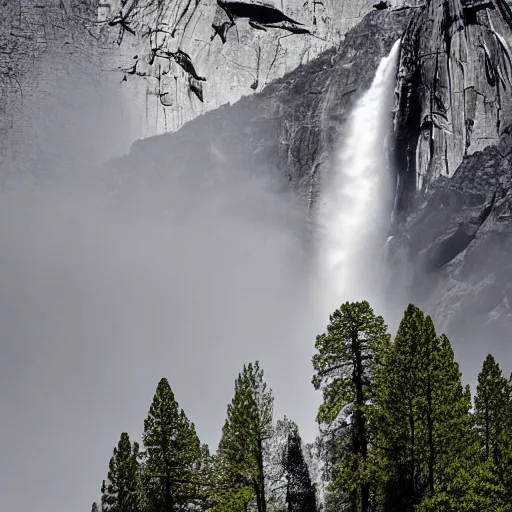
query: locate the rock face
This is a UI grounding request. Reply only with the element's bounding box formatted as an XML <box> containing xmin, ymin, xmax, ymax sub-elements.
<box><xmin>385</xmin><ymin>127</ymin><xmax>512</xmax><ymax>377</ymax></box>
<box><xmin>393</xmin><ymin>0</ymin><xmax>512</xmax><ymax>211</ymax></box>
<box><xmin>0</xmin><ymin>1</ymin><xmax>140</xmax><ymax>177</ymax></box>
<box><xmin>97</xmin><ymin>0</ymin><xmax>413</xmax><ymax>138</ymax></box>
<box><xmin>378</xmin><ymin>0</ymin><xmax>512</xmax><ymax>378</ymax></box>
<box><xmin>103</xmin><ymin>9</ymin><xmax>412</xmax><ymax>210</ymax></box>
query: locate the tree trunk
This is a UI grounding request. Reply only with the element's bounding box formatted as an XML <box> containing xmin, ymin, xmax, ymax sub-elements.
<box><xmin>353</xmin><ymin>332</ymin><xmax>369</xmax><ymax>512</ymax></box>
<box><xmin>485</xmin><ymin>395</ymin><xmax>490</xmax><ymax>460</ymax></box>
<box><xmin>427</xmin><ymin>368</ymin><xmax>435</xmax><ymax>494</ymax></box>
<box><xmin>256</xmin><ymin>438</ymin><xmax>267</xmax><ymax>512</ymax></box>
<box><xmin>409</xmin><ymin>404</ymin><xmax>416</xmax><ymax>507</ymax></box>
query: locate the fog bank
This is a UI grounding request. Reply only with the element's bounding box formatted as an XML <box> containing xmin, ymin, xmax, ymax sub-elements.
<box><xmin>0</xmin><ymin>47</ymin><xmax>322</xmax><ymax>512</ymax></box>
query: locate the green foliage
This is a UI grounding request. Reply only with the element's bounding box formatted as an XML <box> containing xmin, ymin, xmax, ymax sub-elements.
<box><xmin>101</xmin><ymin>432</ymin><xmax>141</xmax><ymax>512</ymax></box>
<box><xmin>91</xmin><ymin>301</ymin><xmax>512</xmax><ymax>512</ymax></box>
<box><xmin>141</xmin><ymin>377</ymin><xmax>205</xmax><ymax>511</ymax></box>
<box><xmin>312</xmin><ymin>300</ymin><xmax>389</xmax><ymax>512</ymax></box>
<box><xmin>474</xmin><ymin>354</ymin><xmax>512</xmax><ymax>504</ymax></box>
<box><xmin>372</xmin><ymin>306</ymin><xmax>478</xmax><ymax>511</ymax></box>
<box><xmin>280</xmin><ymin>420</ymin><xmax>317</xmax><ymax>512</ymax></box>
<box><xmin>218</xmin><ymin>361</ymin><xmax>274</xmax><ymax>512</ymax></box>
<box><xmin>475</xmin><ymin>354</ymin><xmax>509</xmax><ymax>459</ymax></box>
<box><xmin>312</xmin><ymin>301</ymin><xmax>389</xmax><ymax>425</ymax></box>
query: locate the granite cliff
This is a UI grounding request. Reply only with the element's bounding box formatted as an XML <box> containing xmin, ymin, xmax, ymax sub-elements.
<box><xmin>103</xmin><ymin>9</ymin><xmax>412</xmax><ymax>209</ymax></box>
<box><xmin>394</xmin><ymin>0</ymin><xmax>512</xmax><ymax>205</ymax></box>
<box><xmin>97</xmin><ymin>0</ymin><xmax>414</xmax><ymax>137</ymax></box>
<box><xmin>385</xmin><ymin>0</ymin><xmax>512</xmax><ymax>374</ymax></box>
<box><xmin>2</xmin><ymin>0</ymin><xmax>512</xmax><ymax>374</ymax></box>
<box><xmin>103</xmin><ymin>0</ymin><xmax>512</xmax><ymax>375</ymax></box>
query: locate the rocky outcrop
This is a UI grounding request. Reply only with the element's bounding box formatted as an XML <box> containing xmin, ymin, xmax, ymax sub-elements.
<box><xmin>0</xmin><ymin>1</ymin><xmax>101</xmax><ymax>170</ymax></box>
<box><xmin>384</xmin><ymin>126</ymin><xmax>512</xmax><ymax>376</ymax></box>
<box><xmin>102</xmin><ymin>9</ymin><xmax>412</xmax><ymax>211</ymax></box>
<box><xmin>393</xmin><ymin>0</ymin><xmax>512</xmax><ymax>212</ymax></box>
<box><xmin>98</xmin><ymin>0</ymin><xmax>412</xmax><ymax>138</ymax></box>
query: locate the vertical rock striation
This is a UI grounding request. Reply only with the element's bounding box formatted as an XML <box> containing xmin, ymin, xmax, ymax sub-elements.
<box><xmin>97</xmin><ymin>0</ymin><xmax>413</xmax><ymax>138</ymax></box>
<box><xmin>394</xmin><ymin>0</ymin><xmax>512</xmax><ymax>212</ymax></box>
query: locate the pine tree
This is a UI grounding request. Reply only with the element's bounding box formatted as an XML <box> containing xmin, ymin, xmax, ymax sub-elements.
<box><xmin>373</xmin><ymin>306</ymin><xmax>476</xmax><ymax>511</ymax></box>
<box><xmin>282</xmin><ymin>420</ymin><xmax>317</xmax><ymax>512</ymax></box>
<box><xmin>418</xmin><ymin>334</ymin><xmax>475</xmax><ymax>511</ymax></box>
<box><xmin>503</xmin><ymin>374</ymin><xmax>512</xmax><ymax>500</ymax></box>
<box><xmin>475</xmin><ymin>354</ymin><xmax>509</xmax><ymax>460</ymax></box>
<box><xmin>100</xmin><ymin>432</ymin><xmax>141</xmax><ymax>512</ymax></box>
<box><xmin>312</xmin><ymin>300</ymin><xmax>389</xmax><ymax>512</ymax></box>
<box><xmin>207</xmin><ymin>453</ymin><xmax>255</xmax><ymax>512</ymax></box>
<box><xmin>141</xmin><ymin>377</ymin><xmax>204</xmax><ymax>512</ymax></box>
<box><xmin>372</xmin><ymin>304</ymin><xmax>425</xmax><ymax>511</ymax></box>
<box><xmin>218</xmin><ymin>361</ymin><xmax>274</xmax><ymax>512</ymax></box>
<box><xmin>92</xmin><ymin>502</ymin><xmax>99</xmax><ymax>512</ymax></box>
<box><xmin>474</xmin><ymin>354</ymin><xmax>512</xmax><ymax>505</ymax></box>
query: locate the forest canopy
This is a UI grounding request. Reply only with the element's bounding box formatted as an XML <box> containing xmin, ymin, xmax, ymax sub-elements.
<box><xmin>92</xmin><ymin>301</ymin><xmax>512</xmax><ymax>512</ymax></box>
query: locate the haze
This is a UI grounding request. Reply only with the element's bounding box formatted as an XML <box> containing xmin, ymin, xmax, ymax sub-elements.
<box><xmin>0</xmin><ymin>43</ymin><xmax>322</xmax><ymax>512</ymax></box>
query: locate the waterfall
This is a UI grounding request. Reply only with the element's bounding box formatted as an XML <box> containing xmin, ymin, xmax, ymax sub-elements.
<box><xmin>317</xmin><ymin>40</ymin><xmax>401</xmax><ymax>312</ymax></box>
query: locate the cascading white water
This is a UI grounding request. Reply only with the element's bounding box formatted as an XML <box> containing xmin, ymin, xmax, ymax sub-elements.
<box><xmin>318</xmin><ymin>40</ymin><xmax>401</xmax><ymax>311</ymax></box>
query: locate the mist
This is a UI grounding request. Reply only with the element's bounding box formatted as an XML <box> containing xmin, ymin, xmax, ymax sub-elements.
<box><xmin>316</xmin><ymin>40</ymin><xmax>402</xmax><ymax>321</ymax></box>
<box><xmin>3</xmin><ymin>13</ymin><xmax>507</xmax><ymax>512</ymax></box>
<box><xmin>0</xmin><ymin>41</ymin><xmax>323</xmax><ymax>512</ymax></box>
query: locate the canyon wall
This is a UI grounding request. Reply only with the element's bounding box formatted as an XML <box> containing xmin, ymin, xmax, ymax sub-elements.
<box><xmin>97</xmin><ymin>0</ymin><xmax>416</xmax><ymax>138</ymax></box>
<box><xmin>394</xmin><ymin>0</ymin><xmax>512</xmax><ymax>207</ymax></box>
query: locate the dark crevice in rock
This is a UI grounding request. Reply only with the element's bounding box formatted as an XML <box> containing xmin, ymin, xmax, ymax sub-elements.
<box><xmin>424</xmin><ymin>223</ymin><xmax>477</xmax><ymax>271</ymax></box>
<box><xmin>189</xmin><ymin>76</ymin><xmax>204</xmax><ymax>101</ymax></box>
<box><xmin>211</xmin><ymin>20</ymin><xmax>235</xmax><ymax>43</ymax></box>
<box><xmin>217</xmin><ymin>0</ymin><xmax>304</xmax><ymax>26</ymax></box>
<box><xmin>373</xmin><ymin>1</ymin><xmax>391</xmax><ymax>10</ymax></box>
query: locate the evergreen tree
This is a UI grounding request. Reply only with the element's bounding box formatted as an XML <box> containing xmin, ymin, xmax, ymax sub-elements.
<box><xmin>474</xmin><ymin>354</ymin><xmax>512</xmax><ymax>504</ymax></box>
<box><xmin>100</xmin><ymin>432</ymin><xmax>141</xmax><ymax>512</ymax></box>
<box><xmin>372</xmin><ymin>304</ymin><xmax>424</xmax><ymax>511</ymax></box>
<box><xmin>312</xmin><ymin>300</ymin><xmax>389</xmax><ymax>512</ymax></box>
<box><xmin>141</xmin><ymin>377</ymin><xmax>204</xmax><ymax>512</ymax></box>
<box><xmin>475</xmin><ymin>354</ymin><xmax>509</xmax><ymax>461</ymax></box>
<box><xmin>282</xmin><ymin>420</ymin><xmax>317</xmax><ymax>512</ymax></box>
<box><xmin>92</xmin><ymin>502</ymin><xmax>99</xmax><ymax>512</ymax></box>
<box><xmin>218</xmin><ymin>361</ymin><xmax>274</xmax><ymax>512</ymax></box>
<box><xmin>373</xmin><ymin>306</ymin><xmax>476</xmax><ymax>511</ymax></box>
<box><xmin>417</xmin><ymin>335</ymin><xmax>476</xmax><ymax>511</ymax></box>
<box><xmin>207</xmin><ymin>454</ymin><xmax>255</xmax><ymax>512</ymax></box>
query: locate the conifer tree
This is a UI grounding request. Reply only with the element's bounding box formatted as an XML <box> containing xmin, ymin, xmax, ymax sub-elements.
<box><xmin>419</xmin><ymin>334</ymin><xmax>475</xmax><ymax>510</ymax></box>
<box><xmin>141</xmin><ymin>377</ymin><xmax>204</xmax><ymax>512</ymax></box>
<box><xmin>475</xmin><ymin>354</ymin><xmax>509</xmax><ymax>460</ymax></box>
<box><xmin>312</xmin><ymin>300</ymin><xmax>389</xmax><ymax>512</ymax></box>
<box><xmin>92</xmin><ymin>502</ymin><xmax>99</xmax><ymax>512</ymax></box>
<box><xmin>373</xmin><ymin>306</ymin><xmax>475</xmax><ymax>511</ymax></box>
<box><xmin>218</xmin><ymin>361</ymin><xmax>274</xmax><ymax>512</ymax></box>
<box><xmin>372</xmin><ymin>304</ymin><xmax>425</xmax><ymax>511</ymax></box>
<box><xmin>474</xmin><ymin>354</ymin><xmax>512</xmax><ymax>504</ymax></box>
<box><xmin>100</xmin><ymin>432</ymin><xmax>141</xmax><ymax>512</ymax></box>
<box><xmin>502</xmin><ymin>374</ymin><xmax>512</xmax><ymax>501</ymax></box>
<box><xmin>282</xmin><ymin>420</ymin><xmax>317</xmax><ymax>512</ymax></box>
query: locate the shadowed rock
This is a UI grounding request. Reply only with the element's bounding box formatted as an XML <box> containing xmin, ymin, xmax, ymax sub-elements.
<box><xmin>217</xmin><ymin>0</ymin><xmax>305</xmax><ymax>25</ymax></box>
<box><xmin>393</xmin><ymin>0</ymin><xmax>512</xmax><ymax>214</ymax></box>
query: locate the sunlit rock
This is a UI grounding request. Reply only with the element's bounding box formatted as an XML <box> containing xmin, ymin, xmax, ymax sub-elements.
<box><xmin>97</xmin><ymin>0</ymin><xmax>410</xmax><ymax>138</ymax></box>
